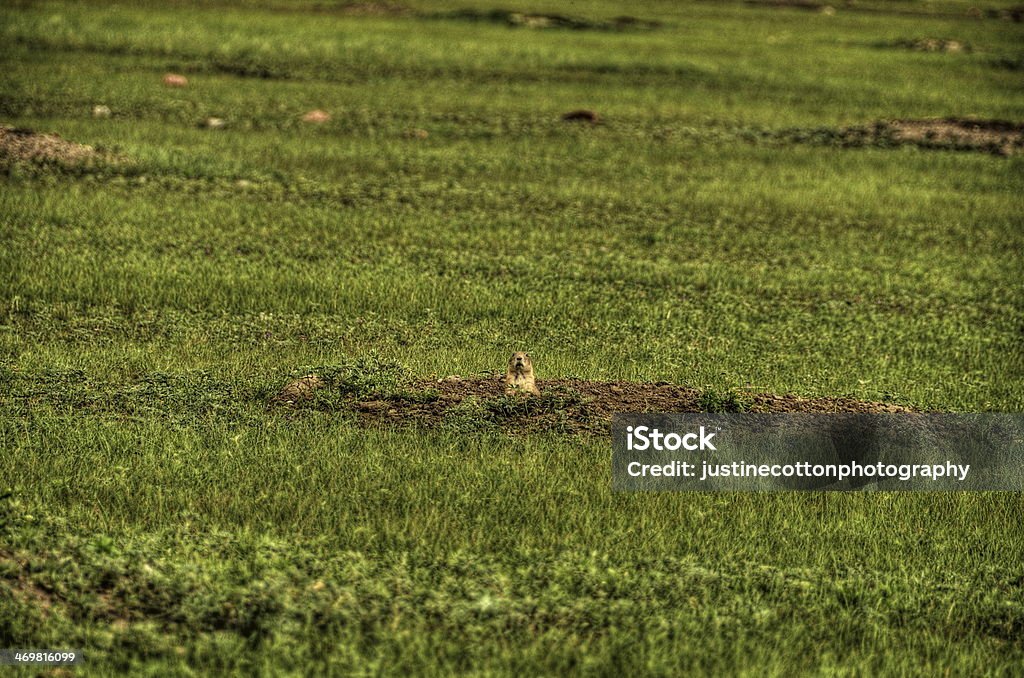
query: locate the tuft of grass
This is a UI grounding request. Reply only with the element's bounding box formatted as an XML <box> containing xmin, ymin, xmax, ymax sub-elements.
<box><xmin>300</xmin><ymin>360</ymin><xmax>414</xmax><ymax>398</ymax></box>
<box><xmin>699</xmin><ymin>387</ymin><xmax>754</xmax><ymax>413</ymax></box>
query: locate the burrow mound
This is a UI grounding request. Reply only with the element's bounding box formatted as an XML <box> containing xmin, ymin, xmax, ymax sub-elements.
<box><xmin>743</xmin><ymin>0</ymin><xmax>836</xmax><ymax>11</ymax></box>
<box><xmin>774</xmin><ymin>118</ymin><xmax>1024</xmax><ymax>156</ymax></box>
<box><xmin>883</xmin><ymin>38</ymin><xmax>971</xmax><ymax>53</ymax></box>
<box><xmin>0</xmin><ymin>125</ymin><xmax>101</xmax><ymax>165</ymax></box>
<box><xmin>436</xmin><ymin>9</ymin><xmax>660</xmax><ymax>31</ymax></box>
<box><xmin>885</xmin><ymin>118</ymin><xmax>1024</xmax><ymax>156</ymax></box>
<box><xmin>274</xmin><ymin>375</ymin><xmax>912</xmax><ymax>435</ymax></box>
<box><xmin>338</xmin><ymin>1</ymin><xmax>410</xmax><ymax>15</ymax></box>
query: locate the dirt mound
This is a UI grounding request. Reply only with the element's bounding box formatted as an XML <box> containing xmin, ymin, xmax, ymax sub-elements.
<box><xmin>339</xmin><ymin>1</ymin><xmax>409</xmax><ymax>15</ymax></box>
<box><xmin>562</xmin><ymin>110</ymin><xmax>602</xmax><ymax>124</ymax></box>
<box><xmin>0</xmin><ymin>126</ymin><xmax>100</xmax><ymax>164</ymax></box>
<box><xmin>427</xmin><ymin>377</ymin><xmax>910</xmax><ymax>415</ymax></box>
<box><xmin>771</xmin><ymin>118</ymin><xmax>1024</xmax><ymax>156</ymax></box>
<box><xmin>301</xmin><ymin>109</ymin><xmax>331</xmax><ymax>123</ymax></box>
<box><xmin>162</xmin><ymin>73</ymin><xmax>188</xmax><ymax>87</ymax></box>
<box><xmin>745</xmin><ymin>0</ymin><xmax>823</xmax><ymax>9</ymax></box>
<box><xmin>886</xmin><ymin>118</ymin><xmax>1024</xmax><ymax>156</ymax></box>
<box><xmin>986</xmin><ymin>6</ymin><xmax>1023</xmax><ymax>21</ymax></box>
<box><xmin>275</xmin><ymin>376</ymin><xmax>912</xmax><ymax>435</ymax></box>
<box><xmin>889</xmin><ymin>38</ymin><xmax>970</xmax><ymax>53</ymax></box>
<box><xmin>436</xmin><ymin>9</ymin><xmax>659</xmax><ymax>31</ymax></box>
<box><xmin>744</xmin><ymin>0</ymin><xmax>835</xmax><ymax>11</ymax></box>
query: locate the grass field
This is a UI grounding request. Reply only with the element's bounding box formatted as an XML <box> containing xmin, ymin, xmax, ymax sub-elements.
<box><xmin>2</xmin><ymin>0</ymin><xmax>1023</xmax><ymax>674</ymax></box>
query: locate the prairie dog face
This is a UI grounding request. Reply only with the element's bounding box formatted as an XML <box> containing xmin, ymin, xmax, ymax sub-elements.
<box><xmin>508</xmin><ymin>351</ymin><xmax>533</xmax><ymax>375</ymax></box>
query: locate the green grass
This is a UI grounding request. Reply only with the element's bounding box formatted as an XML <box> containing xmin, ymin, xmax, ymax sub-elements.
<box><xmin>2</xmin><ymin>0</ymin><xmax>1023</xmax><ymax>674</ymax></box>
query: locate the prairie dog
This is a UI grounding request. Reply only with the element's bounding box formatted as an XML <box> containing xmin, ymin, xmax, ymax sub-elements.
<box><xmin>275</xmin><ymin>374</ymin><xmax>323</xmax><ymax>404</ymax></box>
<box><xmin>505</xmin><ymin>351</ymin><xmax>540</xmax><ymax>396</ymax></box>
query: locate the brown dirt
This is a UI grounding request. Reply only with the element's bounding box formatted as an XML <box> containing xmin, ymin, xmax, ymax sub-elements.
<box><xmin>899</xmin><ymin>38</ymin><xmax>970</xmax><ymax>53</ymax></box>
<box><xmin>746</xmin><ymin>0</ymin><xmax>1021</xmax><ymax>19</ymax></box>
<box><xmin>986</xmin><ymin>6</ymin><xmax>1024</xmax><ymax>21</ymax></box>
<box><xmin>338</xmin><ymin>1</ymin><xmax>409</xmax><ymax>15</ymax></box>
<box><xmin>274</xmin><ymin>376</ymin><xmax>913</xmax><ymax>435</ymax></box>
<box><xmin>1</xmin><ymin>549</ymin><xmax>56</xmax><ymax>617</ymax></box>
<box><xmin>744</xmin><ymin>0</ymin><xmax>830</xmax><ymax>10</ymax></box>
<box><xmin>562</xmin><ymin>110</ymin><xmax>602</xmax><ymax>124</ymax></box>
<box><xmin>0</xmin><ymin>125</ymin><xmax>100</xmax><ymax>164</ymax></box>
<box><xmin>301</xmin><ymin>109</ymin><xmax>332</xmax><ymax>123</ymax></box>
<box><xmin>777</xmin><ymin>118</ymin><xmax>1024</xmax><ymax>156</ymax></box>
<box><xmin>425</xmin><ymin>377</ymin><xmax>910</xmax><ymax>415</ymax></box>
<box><xmin>886</xmin><ymin>118</ymin><xmax>1024</xmax><ymax>156</ymax></box>
<box><xmin>162</xmin><ymin>73</ymin><xmax>189</xmax><ymax>87</ymax></box>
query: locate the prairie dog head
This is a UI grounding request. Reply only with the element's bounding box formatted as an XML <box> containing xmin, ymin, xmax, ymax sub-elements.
<box><xmin>507</xmin><ymin>351</ymin><xmax>534</xmax><ymax>376</ymax></box>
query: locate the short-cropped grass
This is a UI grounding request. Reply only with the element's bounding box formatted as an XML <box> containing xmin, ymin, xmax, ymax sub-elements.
<box><xmin>1</xmin><ymin>0</ymin><xmax>1023</xmax><ymax>674</ymax></box>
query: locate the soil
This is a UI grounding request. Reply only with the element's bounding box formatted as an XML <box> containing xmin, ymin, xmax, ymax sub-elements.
<box><xmin>301</xmin><ymin>109</ymin><xmax>331</xmax><ymax>123</ymax></box>
<box><xmin>897</xmin><ymin>38</ymin><xmax>970</xmax><ymax>53</ymax></box>
<box><xmin>338</xmin><ymin>1</ymin><xmax>409</xmax><ymax>15</ymax></box>
<box><xmin>986</xmin><ymin>6</ymin><xmax>1024</xmax><ymax>21</ymax></box>
<box><xmin>426</xmin><ymin>377</ymin><xmax>911</xmax><ymax>414</ymax></box>
<box><xmin>744</xmin><ymin>0</ymin><xmax>829</xmax><ymax>10</ymax></box>
<box><xmin>0</xmin><ymin>126</ymin><xmax>100</xmax><ymax>164</ymax></box>
<box><xmin>562</xmin><ymin>110</ymin><xmax>602</xmax><ymax>124</ymax></box>
<box><xmin>1</xmin><ymin>549</ymin><xmax>55</xmax><ymax>617</ymax></box>
<box><xmin>275</xmin><ymin>375</ymin><xmax>913</xmax><ymax>435</ymax></box>
<box><xmin>885</xmin><ymin>118</ymin><xmax>1024</xmax><ymax>156</ymax></box>
<box><xmin>778</xmin><ymin>118</ymin><xmax>1024</xmax><ymax>156</ymax></box>
<box><xmin>439</xmin><ymin>9</ymin><xmax>659</xmax><ymax>31</ymax></box>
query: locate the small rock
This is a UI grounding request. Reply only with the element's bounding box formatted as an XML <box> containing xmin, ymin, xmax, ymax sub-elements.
<box><xmin>302</xmin><ymin>109</ymin><xmax>331</xmax><ymax>123</ymax></box>
<box><xmin>163</xmin><ymin>73</ymin><xmax>188</xmax><ymax>87</ymax></box>
<box><xmin>201</xmin><ymin>117</ymin><xmax>226</xmax><ymax>129</ymax></box>
<box><xmin>819</xmin><ymin>5</ymin><xmax>836</xmax><ymax>15</ymax></box>
<box><xmin>235</xmin><ymin>179</ymin><xmax>253</xmax><ymax>189</ymax></box>
<box><xmin>92</xmin><ymin>105</ymin><xmax>112</xmax><ymax>118</ymax></box>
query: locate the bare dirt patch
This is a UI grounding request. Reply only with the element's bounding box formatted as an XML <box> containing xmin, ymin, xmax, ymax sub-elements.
<box><xmin>427</xmin><ymin>377</ymin><xmax>910</xmax><ymax>414</ymax></box>
<box><xmin>746</xmin><ymin>0</ymin><xmax>1022</xmax><ymax>20</ymax></box>
<box><xmin>1</xmin><ymin>549</ymin><xmax>56</xmax><ymax>618</ymax></box>
<box><xmin>562</xmin><ymin>110</ymin><xmax>602</xmax><ymax>124</ymax></box>
<box><xmin>885</xmin><ymin>118</ymin><xmax>1024</xmax><ymax>156</ymax></box>
<box><xmin>274</xmin><ymin>375</ymin><xmax>912</xmax><ymax>435</ymax></box>
<box><xmin>888</xmin><ymin>38</ymin><xmax>971</xmax><ymax>53</ymax></box>
<box><xmin>744</xmin><ymin>0</ymin><xmax>826</xmax><ymax>9</ymax></box>
<box><xmin>337</xmin><ymin>1</ymin><xmax>410</xmax><ymax>16</ymax></box>
<box><xmin>0</xmin><ymin>125</ymin><xmax>101</xmax><ymax>165</ymax></box>
<box><xmin>770</xmin><ymin>118</ymin><xmax>1024</xmax><ymax>156</ymax></box>
<box><xmin>436</xmin><ymin>9</ymin><xmax>660</xmax><ymax>31</ymax></box>
<box><xmin>986</xmin><ymin>6</ymin><xmax>1024</xmax><ymax>21</ymax></box>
